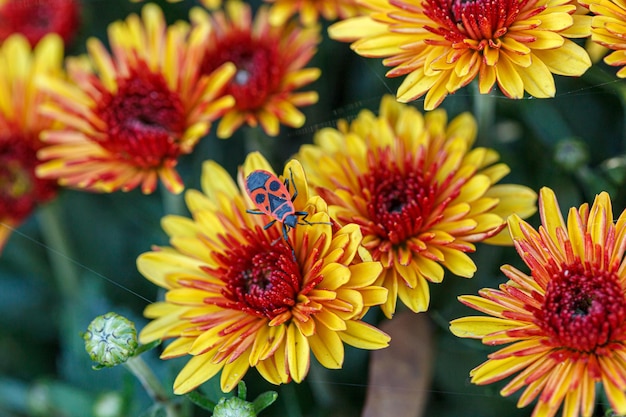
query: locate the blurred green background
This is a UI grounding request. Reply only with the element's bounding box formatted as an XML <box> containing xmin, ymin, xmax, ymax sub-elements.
<box><xmin>2</xmin><ymin>0</ymin><xmax>626</xmax><ymax>416</ymax></box>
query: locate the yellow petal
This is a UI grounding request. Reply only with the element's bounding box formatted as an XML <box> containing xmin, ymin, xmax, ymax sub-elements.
<box><xmin>286</xmin><ymin>323</ymin><xmax>310</xmax><ymax>383</ymax></box>
<box><xmin>308</xmin><ymin>323</ymin><xmax>344</xmax><ymax>368</ymax></box>
<box><xmin>173</xmin><ymin>352</ymin><xmax>223</xmax><ymax>394</ymax></box>
<box><xmin>339</xmin><ymin>320</ymin><xmax>390</xmax><ymax>349</ymax></box>
<box><xmin>397</xmin><ymin>273</ymin><xmax>430</xmax><ymax>312</ymax></box>
<box><xmin>516</xmin><ymin>55</ymin><xmax>556</xmax><ymax>98</ymax></box>
<box><xmin>449</xmin><ymin>316</ymin><xmax>520</xmax><ymax>338</ymax></box>
<box><xmin>137</xmin><ymin>252</ymin><xmax>207</xmax><ymax>288</ymax></box>
<box><xmin>328</xmin><ymin>17</ymin><xmax>388</xmax><ymax>42</ymax></box>
<box><xmin>220</xmin><ymin>354</ymin><xmax>251</xmax><ymax>392</ymax></box>
<box><xmin>538</xmin><ymin>187</ymin><xmax>566</xmax><ymax>243</ymax></box>
<box><xmin>470</xmin><ymin>355</ymin><xmax>533</xmax><ymax>385</ymax></box>
<box><xmin>532</xmin><ymin>40</ymin><xmax>591</xmax><ymax>76</ymax></box>
<box><xmin>484</xmin><ymin>184</ymin><xmax>538</xmax><ymax>220</ymax></box>
<box><xmin>440</xmin><ymin>247</ymin><xmax>476</xmax><ymax>278</ymax></box>
<box><xmin>200</xmin><ymin>160</ymin><xmax>240</xmax><ymax>202</ymax></box>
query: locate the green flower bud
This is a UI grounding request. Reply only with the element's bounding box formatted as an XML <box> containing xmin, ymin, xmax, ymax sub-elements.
<box><xmin>84</xmin><ymin>312</ymin><xmax>138</xmax><ymax>368</ymax></box>
<box><xmin>213</xmin><ymin>397</ymin><xmax>256</xmax><ymax>417</ymax></box>
<box><xmin>554</xmin><ymin>138</ymin><xmax>589</xmax><ymax>173</ymax></box>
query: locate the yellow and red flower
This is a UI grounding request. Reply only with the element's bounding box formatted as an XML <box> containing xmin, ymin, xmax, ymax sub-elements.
<box><xmin>0</xmin><ymin>34</ymin><xmax>64</xmax><ymax>252</ymax></box>
<box><xmin>296</xmin><ymin>96</ymin><xmax>537</xmax><ymax>317</ymax></box>
<box><xmin>36</xmin><ymin>4</ymin><xmax>235</xmax><ymax>195</ymax></box>
<box><xmin>451</xmin><ymin>187</ymin><xmax>626</xmax><ymax>417</ymax></box>
<box><xmin>328</xmin><ymin>0</ymin><xmax>592</xmax><ymax>110</ymax></box>
<box><xmin>0</xmin><ymin>0</ymin><xmax>81</xmax><ymax>46</ymax></box>
<box><xmin>130</xmin><ymin>0</ymin><xmax>222</xmax><ymax>9</ymax></box>
<box><xmin>584</xmin><ymin>0</ymin><xmax>626</xmax><ymax>77</ymax></box>
<box><xmin>138</xmin><ymin>152</ymin><xmax>390</xmax><ymax>393</ymax></box>
<box><xmin>266</xmin><ymin>0</ymin><xmax>366</xmax><ymax>27</ymax></box>
<box><xmin>191</xmin><ymin>1</ymin><xmax>321</xmax><ymax>138</ymax></box>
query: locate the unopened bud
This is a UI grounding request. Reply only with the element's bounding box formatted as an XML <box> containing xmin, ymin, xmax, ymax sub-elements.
<box><xmin>554</xmin><ymin>138</ymin><xmax>589</xmax><ymax>173</ymax></box>
<box><xmin>84</xmin><ymin>312</ymin><xmax>138</xmax><ymax>368</ymax></box>
<box><xmin>213</xmin><ymin>396</ymin><xmax>256</xmax><ymax>417</ymax></box>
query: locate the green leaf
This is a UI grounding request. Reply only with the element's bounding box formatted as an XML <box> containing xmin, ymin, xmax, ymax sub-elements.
<box><xmin>237</xmin><ymin>381</ymin><xmax>247</xmax><ymax>400</ymax></box>
<box><xmin>135</xmin><ymin>340</ymin><xmax>162</xmax><ymax>357</ymax></box>
<box><xmin>186</xmin><ymin>390</ymin><xmax>216</xmax><ymax>412</ymax></box>
<box><xmin>252</xmin><ymin>391</ymin><xmax>278</xmax><ymax>414</ymax></box>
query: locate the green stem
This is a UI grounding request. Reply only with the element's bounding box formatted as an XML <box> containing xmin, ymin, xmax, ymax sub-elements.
<box><xmin>279</xmin><ymin>383</ymin><xmax>302</xmax><ymax>417</ymax></box>
<box><xmin>243</xmin><ymin>126</ymin><xmax>264</xmax><ymax>155</ymax></box>
<box><xmin>124</xmin><ymin>356</ymin><xmax>181</xmax><ymax>417</ymax></box>
<box><xmin>36</xmin><ymin>197</ymin><xmax>80</xmax><ymax>300</ymax></box>
<box><xmin>161</xmin><ymin>186</ymin><xmax>186</xmax><ymax>217</ymax></box>
<box><xmin>471</xmin><ymin>81</ymin><xmax>496</xmax><ymax>146</ymax></box>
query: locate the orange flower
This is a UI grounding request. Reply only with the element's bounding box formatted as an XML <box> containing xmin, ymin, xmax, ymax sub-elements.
<box><xmin>191</xmin><ymin>1</ymin><xmax>321</xmax><ymax>138</ymax></box>
<box><xmin>329</xmin><ymin>0</ymin><xmax>592</xmax><ymax>109</ymax></box>
<box><xmin>138</xmin><ymin>152</ymin><xmax>389</xmax><ymax>393</ymax></box>
<box><xmin>584</xmin><ymin>0</ymin><xmax>626</xmax><ymax>77</ymax></box>
<box><xmin>36</xmin><ymin>4</ymin><xmax>235</xmax><ymax>195</ymax></box>
<box><xmin>266</xmin><ymin>0</ymin><xmax>366</xmax><ymax>27</ymax></box>
<box><xmin>296</xmin><ymin>95</ymin><xmax>537</xmax><ymax>317</ymax></box>
<box><xmin>0</xmin><ymin>34</ymin><xmax>64</xmax><ymax>252</ymax></box>
<box><xmin>451</xmin><ymin>187</ymin><xmax>626</xmax><ymax>417</ymax></box>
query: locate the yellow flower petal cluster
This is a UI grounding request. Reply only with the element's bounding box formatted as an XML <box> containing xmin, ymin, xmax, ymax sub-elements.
<box><xmin>138</xmin><ymin>152</ymin><xmax>389</xmax><ymax>393</ymax></box>
<box><xmin>0</xmin><ymin>34</ymin><xmax>64</xmax><ymax>252</ymax></box>
<box><xmin>191</xmin><ymin>1</ymin><xmax>321</xmax><ymax>138</ymax></box>
<box><xmin>296</xmin><ymin>95</ymin><xmax>537</xmax><ymax>317</ymax></box>
<box><xmin>36</xmin><ymin>4</ymin><xmax>235</xmax><ymax>195</ymax></box>
<box><xmin>585</xmin><ymin>0</ymin><xmax>626</xmax><ymax>76</ymax></box>
<box><xmin>267</xmin><ymin>0</ymin><xmax>366</xmax><ymax>27</ymax></box>
<box><xmin>451</xmin><ymin>188</ymin><xmax>626</xmax><ymax>417</ymax></box>
<box><xmin>329</xmin><ymin>0</ymin><xmax>592</xmax><ymax>109</ymax></box>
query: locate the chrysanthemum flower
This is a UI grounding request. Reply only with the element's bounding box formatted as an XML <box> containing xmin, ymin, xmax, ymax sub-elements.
<box><xmin>266</xmin><ymin>0</ymin><xmax>365</xmax><ymax>27</ymax></box>
<box><xmin>137</xmin><ymin>152</ymin><xmax>390</xmax><ymax>393</ymax></box>
<box><xmin>296</xmin><ymin>96</ymin><xmax>537</xmax><ymax>317</ymax></box>
<box><xmin>36</xmin><ymin>4</ymin><xmax>236</xmax><ymax>194</ymax></box>
<box><xmin>0</xmin><ymin>0</ymin><xmax>81</xmax><ymax>46</ymax></box>
<box><xmin>450</xmin><ymin>187</ymin><xmax>626</xmax><ymax>417</ymax></box>
<box><xmin>0</xmin><ymin>34</ymin><xmax>64</xmax><ymax>252</ymax></box>
<box><xmin>328</xmin><ymin>0</ymin><xmax>592</xmax><ymax>110</ymax></box>
<box><xmin>584</xmin><ymin>0</ymin><xmax>626</xmax><ymax>77</ymax></box>
<box><xmin>191</xmin><ymin>1</ymin><xmax>321</xmax><ymax>138</ymax></box>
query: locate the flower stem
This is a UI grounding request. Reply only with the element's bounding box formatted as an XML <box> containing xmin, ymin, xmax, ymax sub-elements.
<box><xmin>471</xmin><ymin>81</ymin><xmax>496</xmax><ymax>146</ymax></box>
<box><xmin>36</xmin><ymin>197</ymin><xmax>80</xmax><ymax>300</ymax></box>
<box><xmin>279</xmin><ymin>383</ymin><xmax>302</xmax><ymax>417</ymax></box>
<box><xmin>161</xmin><ymin>186</ymin><xmax>186</xmax><ymax>217</ymax></box>
<box><xmin>124</xmin><ymin>356</ymin><xmax>181</xmax><ymax>417</ymax></box>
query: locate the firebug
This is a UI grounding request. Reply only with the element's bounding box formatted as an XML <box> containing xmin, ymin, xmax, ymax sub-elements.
<box><xmin>245</xmin><ymin>168</ymin><xmax>329</xmax><ymax>243</ymax></box>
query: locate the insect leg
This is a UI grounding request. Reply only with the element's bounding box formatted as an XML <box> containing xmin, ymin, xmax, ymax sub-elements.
<box><xmin>263</xmin><ymin>219</ymin><xmax>278</xmax><ymax>230</ymax></box>
<box><xmin>295</xmin><ymin>211</ymin><xmax>332</xmax><ymax>227</ymax></box>
<box><xmin>287</xmin><ymin>168</ymin><xmax>298</xmax><ymax>202</ymax></box>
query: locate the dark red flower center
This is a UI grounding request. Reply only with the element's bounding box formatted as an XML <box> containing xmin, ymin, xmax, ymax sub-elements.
<box><xmin>201</xmin><ymin>29</ymin><xmax>283</xmax><ymax>110</ymax></box>
<box><xmin>0</xmin><ymin>0</ymin><xmax>81</xmax><ymax>46</ymax></box>
<box><xmin>420</xmin><ymin>0</ymin><xmax>529</xmax><ymax>45</ymax></box>
<box><xmin>0</xmin><ymin>133</ymin><xmax>57</xmax><ymax>223</ymax></box>
<box><xmin>211</xmin><ymin>227</ymin><xmax>304</xmax><ymax>320</ymax></box>
<box><xmin>360</xmin><ymin>152</ymin><xmax>438</xmax><ymax>245</ymax></box>
<box><xmin>535</xmin><ymin>263</ymin><xmax>626</xmax><ymax>352</ymax></box>
<box><xmin>95</xmin><ymin>64</ymin><xmax>186</xmax><ymax>169</ymax></box>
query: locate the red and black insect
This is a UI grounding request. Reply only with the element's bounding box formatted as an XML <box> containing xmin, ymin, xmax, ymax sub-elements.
<box><xmin>245</xmin><ymin>168</ymin><xmax>327</xmax><ymax>243</ymax></box>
